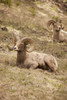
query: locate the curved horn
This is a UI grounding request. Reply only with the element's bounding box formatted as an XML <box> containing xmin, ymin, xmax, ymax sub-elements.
<box><xmin>47</xmin><ymin>20</ymin><xmax>56</xmax><ymax>28</ymax></box>
<box><xmin>10</xmin><ymin>29</ymin><xmax>20</xmax><ymax>44</ymax></box>
<box><xmin>7</xmin><ymin>28</ymin><xmax>20</xmax><ymax>51</ymax></box>
<box><xmin>21</xmin><ymin>37</ymin><xmax>34</xmax><ymax>52</ymax></box>
<box><xmin>13</xmin><ymin>29</ymin><xmax>20</xmax><ymax>40</ymax></box>
<box><xmin>7</xmin><ymin>45</ymin><xmax>14</xmax><ymax>51</ymax></box>
<box><xmin>7</xmin><ymin>37</ymin><xmax>16</xmax><ymax>51</ymax></box>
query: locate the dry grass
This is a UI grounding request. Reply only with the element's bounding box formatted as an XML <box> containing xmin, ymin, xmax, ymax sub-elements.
<box><xmin>0</xmin><ymin>29</ymin><xmax>67</xmax><ymax>100</ymax></box>
<box><xmin>0</xmin><ymin>0</ymin><xmax>67</xmax><ymax>100</ymax></box>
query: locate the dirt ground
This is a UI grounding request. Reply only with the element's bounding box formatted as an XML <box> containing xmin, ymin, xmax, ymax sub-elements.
<box><xmin>0</xmin><ymin>0</ymin><xmax>67</xmax><ymax>100</ymax></box>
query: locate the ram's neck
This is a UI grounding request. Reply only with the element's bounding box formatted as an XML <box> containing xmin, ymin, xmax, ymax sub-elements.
<box><xmin>53</xmin><ymin>29</ymin><xmax>60</xmax><ymax>41</ymax></box>
<box><xmin>16</xmin><ymin>50</ymin><xmax>26</xmax><ymax>65</ymax></box>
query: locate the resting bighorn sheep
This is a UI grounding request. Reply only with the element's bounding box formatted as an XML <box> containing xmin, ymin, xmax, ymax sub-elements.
<box><xmin>7</xmin><ymin>35</ymin><xmax>58</xmax><ymax>72</ymax></box>
<box><xmin>47</xmin><ymin>20</ymin><xmax>67</xmax><ymax>42</ymax></box>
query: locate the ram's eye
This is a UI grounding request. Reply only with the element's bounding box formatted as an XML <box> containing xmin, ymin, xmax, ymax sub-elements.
<box><xmin>19</xmin><ymin>43</ymin><xmax>24</xmax><ymax>48</ymax></box>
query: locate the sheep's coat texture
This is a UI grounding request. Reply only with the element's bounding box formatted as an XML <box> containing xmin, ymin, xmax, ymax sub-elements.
<box><xmin>7</xmin><ymin>37</ymin><xmax>58</xmax><ymax>72</ymax></box>
<box><xmin>53</xmin><ymin>28</ymin><xmax>59</xmax><ymax>42</ymax></box>
<box><xmin>53</xmin><ymin>27</ymin><xmax>67</xmax><ymax>42</ymax></box>
<box><xmin>17</xmin><ymin>51</ymin><xmax>58</xmax><ymax>72</ymax></box>
<box><xmin>59</xmin><ymin>29</ymin><xmax>67</xmax><ymax>42</ymax></box>
<box><xmin>6</xmin><ymin>27</ymin><xmax>58</xmax><ymax>72</ymax></box>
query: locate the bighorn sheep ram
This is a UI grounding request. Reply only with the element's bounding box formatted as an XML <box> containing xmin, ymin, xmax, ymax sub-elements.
<box><xmin>47</xmin><ymin>20</ymin><xmax>67</xmax><ymax>42</ymax></box>
<box><xmin>7</xmin><ymin>34</ymin><xmax>58</xmax><ymax>72</ymax></box>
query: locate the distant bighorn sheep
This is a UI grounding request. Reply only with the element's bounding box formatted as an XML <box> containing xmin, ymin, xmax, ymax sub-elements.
<box><xmin>7</xmin><ymin>34</ymin><xmax>58</xmax><ymax>72</ymax></box>
<box><xmin>47</xmin><ymin>20</ymin><xmax>67</xmax><ymax>42</ymax></box>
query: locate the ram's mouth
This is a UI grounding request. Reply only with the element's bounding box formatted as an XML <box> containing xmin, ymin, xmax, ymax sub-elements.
<box><xmin>18</xmin><ymin>50</ymin><xmax>22</xmax><ymax>53</ymax></box>
<box><xmin>56</xmin><ymin>30</ymin><xmax>59</xmax><ymax>32</ymax></box>
<box><xmin>13</xmin><ymin>48</ymin><xmax>22</xmax><ymax>52</ymax></box>
<box><xmin>14</xmin><ymin>48</ymin><xmax>19</xmax><ymax>51</ymax></box>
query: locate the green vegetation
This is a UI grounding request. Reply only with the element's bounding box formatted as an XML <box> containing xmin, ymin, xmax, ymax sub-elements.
<box><xmin>52</xmin><ymin>16</ymin><xmax>59</xmax><ymax>21</ymax></box>
<box><xmin>53</xmin><ymin>6</ymin><xmax>57</xmax><ymax>12</ymax></box>
<box><xmin>16</xmin><ymin>1</ymin><xmax>21</xmax><ymax>6</ymax></box>
<box><xmin>29</xmin><ymin>7</ymin><xmax>36</xmax><ymax>16</ymax></box>
<box><xmin>0</xmin><ymin>0</ymin><xmax>12</xmax><ymax>6</ymax></box>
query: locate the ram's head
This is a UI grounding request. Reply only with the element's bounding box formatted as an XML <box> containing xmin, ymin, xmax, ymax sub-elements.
<box><xmin>7</xmin><ymin>36</ymin><xmax>34</xmax><ymax>52</ymax></box>
<box><xmin>47</xmin><ymin>19</ymin><xmax>64</xmax><ymax>32</ymax></box>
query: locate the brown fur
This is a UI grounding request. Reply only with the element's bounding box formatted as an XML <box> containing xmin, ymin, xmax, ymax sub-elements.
<box><xmin>47</xmin><ymin>20</ymin><xmax>66</xmax><ymax>42</ymax></box>
<box><xmin>7</xmin><ymin>37</ymin><xmax>58</xmax><ymax>72</ymax></box>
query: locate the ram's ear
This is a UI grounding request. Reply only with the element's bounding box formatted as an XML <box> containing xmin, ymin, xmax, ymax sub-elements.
<box><xmin>59</xmin><ymin>20</ymin><xmax>62</xmax><ymax>23</ymax></box>
<box><xmin>58</xmin><ymin>20</ymin><xmax>64</xmax><ymax>29</ymax></box>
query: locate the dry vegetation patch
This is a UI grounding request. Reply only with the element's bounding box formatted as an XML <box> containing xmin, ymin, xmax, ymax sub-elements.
<box><xmin>0</xmin><ymin>0</ymin><xmax>67</xmax><ymax>100</ymax></box>
<box><xmin>0</xmin><ymin>28</ymin><xmax>67</xmax><ymax>100</ymax></box>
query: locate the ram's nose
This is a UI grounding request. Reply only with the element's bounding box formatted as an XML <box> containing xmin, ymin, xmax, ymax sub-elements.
<box><xmin>58</xmin><ymin>26</ymin><xmax>61</xmax><ymax>30</ymax></box>
<box><xmin>14</xmin><ymin>46</ymin><xmax>16</xmax><ymax>50</ymax></box>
